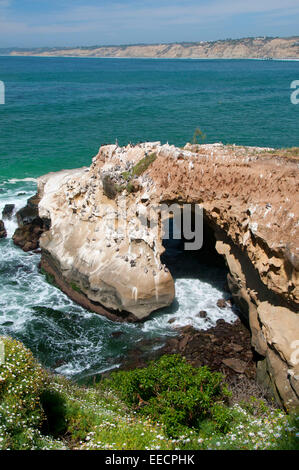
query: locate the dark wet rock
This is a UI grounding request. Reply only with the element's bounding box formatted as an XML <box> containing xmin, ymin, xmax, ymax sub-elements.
<box><xmin>168</xmin><ymin>317</ymin><xmax>176</xmax><ymax>324</ymax></box>
<box><xmin>13</xmin><ymin>194</ymin><xmax>50</xmax><ymax>252</ymax></box>
<box><xmin>117</xmin><ymin>337</ymin><xmax>165</xmax><ymax>372</ymax></box>
<box><xmin>16</xmin><ymin>195</ymin><xmax>40</xmax><ymax>226</ymax></box>
<box><xmin>111</xmin><ymin>331</ymin><xmax>124</xmax><ymax>339</ymax></box>
<box><xmin>1</xmin><ymin>321</ymin><xmax>14</xmax><ymax>326</ymax></box>
<box><xmin>217</xmin><ymin>298</ymin><xmax>227</xmax><ymax>309</ymax></box>
<box><xmin>0</xmin><ymin>220</ymin><xmax>7</xmax><ymax>238</ymax></box>
<box><xmin>2</xmin><ymin>204</ymin><xmax>15</xmax><ymax>220</ymax></box>
<box><xmin>118</xmin><ymin>317</ymin><xmax>256</xmax><ymax>383</ymax></box>
<box><xmin>13</xmin><ymin>222</ymin><xmax>45</xmax><ymax>252</ymax></box>
<box><xmin>198</xmin><ymin>310</ymin><xmax>207</xmax><ymax>318</ymax></box>
<box><xmin>53</xmin><ymin>359</ymin><xmax>67</xmax><ymax>369</ymax></box>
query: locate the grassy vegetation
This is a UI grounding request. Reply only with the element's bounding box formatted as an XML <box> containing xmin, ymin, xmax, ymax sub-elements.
<box><xmin>260</xmin><ymin>147</ymin><xmax>299</xmax><ymax>160</ymax></box>
<box><xmin>0</xmin><ymin>337</ymin><xmax>298</xmax><ymax>450</ymax></box>
<box><xmin>192</xmin><ymin>127</ymin><xmax>206</xmax><ymax>144</ymax></box>
<box><xmin>130</xmin><ymin>153</ymin><xmax>157</xmax><ymax>177</ymax></box>
<box><xmin>70</xmin><ymin>282</ymin><xmax>82</xmax><ymax>294</ymax></box>
<box><xmin>121</xmin><ymin>153</ymin><xmax>157</xmax><ymax>192</ymax></box>
<box><xmin>40</xmin><ymin>267</ymin><xmax>55</xmax><ymax>286</ymax></box>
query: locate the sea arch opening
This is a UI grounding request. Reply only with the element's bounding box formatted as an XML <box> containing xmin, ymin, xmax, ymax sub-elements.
<box><xmin>157</xmin><ymin>204</ymin><xmax>239</xmax><ymax>330</ymax></box>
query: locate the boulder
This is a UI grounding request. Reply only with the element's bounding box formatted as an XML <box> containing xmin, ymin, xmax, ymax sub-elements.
<box><xmin>12</xmin><ymin>194</ymin><xmax>50</xmax><ymax>251</ymax></box>
<box><xmin>198</xmin><ymin>310</ymin><xmax>207</xmax><ymax>318</ymax></box>
<box><xmin>217</xmin><ymin>299</ymin><xmax>227</xmax><ymax>309</ymax></box>
<box><xmin>0</xmin><ymin>220</ymin><xmax>7</xmax><ymax>238</ymax></box>
<box><xmin>222</xmin><ymin>358</ymin><xmax>247</xmax><ymax>374</ymax></box>
<box><xmin>2</xmin><ymin>204</ymin><xmax>15</xmax><ymax>220</ymax></box>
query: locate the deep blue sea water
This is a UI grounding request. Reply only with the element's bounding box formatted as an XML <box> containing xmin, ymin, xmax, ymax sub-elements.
<box><xmin>0</xmin><ymin>57</ymin><xmax>298</xmax><ymax>380</ymax></box>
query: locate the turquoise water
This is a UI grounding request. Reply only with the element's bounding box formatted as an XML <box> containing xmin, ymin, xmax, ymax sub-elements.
<box><xmin>0</xmin><ymin>57</ymin><xmax>299</xmax><ymax>180</ymax></box>
<box><xmin>0</xmin><ymin>57</ymin><xmax>298</xmax><ymax>380</ymax></box>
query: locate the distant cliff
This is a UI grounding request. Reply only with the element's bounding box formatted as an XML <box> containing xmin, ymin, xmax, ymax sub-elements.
<box><xmin>6</xmin><ymin>36</ymin><xmax>299</xmax><ymax>59</ymax></box>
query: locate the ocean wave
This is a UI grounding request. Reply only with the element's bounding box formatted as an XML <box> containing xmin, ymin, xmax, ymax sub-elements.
<box><xmin>7</xmin><ymin>177</ymin><xmax>37</xmax><ymax>184</ymax></box>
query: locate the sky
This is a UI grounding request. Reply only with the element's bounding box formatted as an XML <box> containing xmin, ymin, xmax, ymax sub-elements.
<box><xmin>0</xmin><ymin>0</ymin><xmax>299</xmax><ymax>48</ymax></box>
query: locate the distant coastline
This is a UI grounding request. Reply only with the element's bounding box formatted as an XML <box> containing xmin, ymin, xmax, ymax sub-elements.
<box><xmin>2</xmin><ymin>56</ymin><xmax>299</xmax><ymax>61</ymax></box>
<box><xmin>2</xmin><ymin>36</ymin><xmax>299</xmax><ymax>60</ymax></box>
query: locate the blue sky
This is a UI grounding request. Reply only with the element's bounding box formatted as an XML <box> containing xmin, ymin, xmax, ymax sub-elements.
<box><xmin>0</xmin><ymin>0</ymin><xmax>299</xmax><ymax>47</ymax></box>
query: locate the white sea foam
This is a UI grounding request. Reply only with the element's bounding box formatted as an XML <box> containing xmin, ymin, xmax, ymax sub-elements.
<box><xmin>7</xmin><ymin>178</ymin><xmax>37</xmax><ymax>184</ymax></box>
<box><xmin>0</xmin><ymin>179</ymin><xmax>37</xmax><ymax>237</ymax></box>
<box><xmin>143</xmin><ymin>268</ymin><xmax>236</xmax><ymax>334</ymax></box>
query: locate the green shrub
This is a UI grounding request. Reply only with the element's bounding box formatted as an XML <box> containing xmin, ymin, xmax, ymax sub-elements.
<box><xmin>104</xmin><ymin>355</ymin><xmax>230</xmax><ymax>437</ymax></box>
<box><xmin>1</xmin><ymin>338</ymin><xmax>295</xmax><ymax>450</ymax></box>
<box><xmin>270</xmin><ymin>412</ymin><xmax>299</xmax><ymax>450</ymax></box>
<box><xmin>40</xmin><ymin>390</ymin><xmax>67</xmax><ymax>438</ymax></box>
<box><xmin>121</xmin><ymin>153</ymin><xmax>157</xmax><ymax>187</ymax></box>
<box><xmin>192</xmin><ymin>127</ymin><xmax>206</xmax><ymax>144</ymax></box>
<box><xmin>126</xmin><ymin>182</ymin><xmax>135</xmax><ymax>194</ymax></box>
<box><xmin>40</xmin><ymin>267</ymin><xmax>55</xmax><ymax>286</ymax></box>
<box><xmin>131</xmin><ymin>153</ymin><xmax>157</xmax><ymax>177</ymax></box>
<box><xmin>70</xmin><ymin>282</ymin><xmax>82</xmax><ymax>294</ymax></box>
<box><xmin>0</xmin><ymin>336</ymin><xmax>49</xmax><ymax>448</ymax></box>
<box><xmin>211</xmin><ymin>403</ymin><xmax>236</xmax><ymax>433</ymax></box>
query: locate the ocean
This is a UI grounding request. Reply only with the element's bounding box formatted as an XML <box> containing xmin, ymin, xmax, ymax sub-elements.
<box><xmin>0</xmin><ymin>57</ymin><xmax>298</xmax><ymax>380</ymax></box>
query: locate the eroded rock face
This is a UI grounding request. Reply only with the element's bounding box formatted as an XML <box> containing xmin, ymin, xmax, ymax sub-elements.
<box><xmin>0</xmin><ymin>220</ymin><xmax>7</xmax><ymax>238</ymax></box>
<box><xmin>2</xmin><ymin>204</ymin><xmax>15</xmax><ymax>220</ymax></box>
<box><xmin>15</xmin><ymin>142</ymin><xmax>299</xmax><ymax>408</ymax></box>
<box><xmin>37</xmin><ymin>150</ymin><xmax>175</xmax><ymax>321</ymax></box>
<box><xmin>12</xmin><ymin>194</ymin><xmax>50</xmax><ymax>252</ymax></box>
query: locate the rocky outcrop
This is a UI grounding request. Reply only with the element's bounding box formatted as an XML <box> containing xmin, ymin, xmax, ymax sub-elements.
<box><xmin>14</xmin><ymin>142</ymin><xmax>299</xmax><ymax>409</ymax></box>
<box><xmin>0</xmin><ymin>220</ymin><xmax>7</xmax><ymax>238</ymax></box>
<box><xmin>147</xmin><ymin>142</ymin><xmax>299</xmax><ymax>409</ymax></box>
<box><xmin>36</xmin><ymin>155</ymin><xmax>175</xmax><ymax>320</ymax></box>
<box><xmin>12</xmin><ymin>194</ymin><xmax>50</xmax><ymax>251</ymax></box>
<box><xmin>2</xmin><ymin>204</ymin><xmax>15</xmax><ymax>220</ymax></box>
<box><xmin>118</xmin><ymin>318</ymin><xmax>256</xmax><ymax>381</ymax></box>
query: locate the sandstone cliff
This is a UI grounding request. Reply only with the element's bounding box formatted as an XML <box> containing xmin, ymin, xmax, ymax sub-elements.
<box><xmin>14</xmin><ymin>142</ymin><xmax>299</xmax><ymax>409</ymax></box>
<box><xmin>8</xmin><ymin>37</ymin><xmax>299</xmax><ymax>59</ymax></box>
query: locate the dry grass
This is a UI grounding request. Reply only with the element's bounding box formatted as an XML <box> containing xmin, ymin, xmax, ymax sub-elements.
<box><xmin>260</xmin><ymin>147</ymin><xmax>299</xmax><ymax>161</ymax></box>
<box><xmin>226</xmin><ymin>374</ymin><xmax>279</xmax><ymax>411</ymax></box>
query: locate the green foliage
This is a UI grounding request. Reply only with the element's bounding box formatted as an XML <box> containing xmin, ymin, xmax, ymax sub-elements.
<box><xmin>121</xmin><ymin>153</ymin><xmax>157</xmax><ymax>193</ymax></box>
<box><xmin>0</xmin><ymin>336</ymin><xmax>64</xmax><ymax>449</ymax></box>
<box><xmin>131</xmin><ymin>153</ymin><xmax>157</xmax><ymax>177</ymax></box>
<box><xmin>211</xmin><ymin>403</ymin><xmax>236</xmax><ymax>433</ymax></box>
<box><xmin>0</xmin><ymin>337</ymin><xmax>47</xmax><ymax>431</ymax></box>
<box><xmin>105</xmin><ymin>355</ymin><xmax>229</xmax><ymax>437</ymax></box>
<box><xmin>121</xmin><ymin>171</ymin><xmax>131</xmax><ymax>181</ymax></box>
<box><xmin>192</xmin><ymin>127</ymin><xmax>206</xmax><ymax>144</ymax></box>
<box><xmin>70</xmin><ymin>282</ymin><xmax>82</xmax><ymax>294</ymax></box>
<box><xmin>40</xmin><ymin>267</ymin><xmax>55</xmax><ymax>286</ymax></box>
<box><xmin>270</xmin><ymin>412</ymin><xmax>299</xmax><ymax>450</ymax></box>
<box><xmin>126</xmin><ymin>182</ymin><xmax>135</xmax><ymax>194</ymax></box>
<box><xmin>115</xmin><ymin>183</ymin><xmax>125</xmax><ymax>193</ymax></box>
<box><xmin>239</xmin><ymin>395</ymin><xmax>271</xmax><ymax>416</ymax></box>
<box><xmin>0</xmin><ymin>337</ymin><xmax>297</xmax><ymax>450</ymax></box>
<box><xmin>40</xmin><ymin>390</ymin><xmax>67</xmax><ymax>438</ymax></box>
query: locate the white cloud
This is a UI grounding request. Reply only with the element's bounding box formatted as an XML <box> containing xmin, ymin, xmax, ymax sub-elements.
<box><xmin>0</xmin><ymin>0</ymin><xmax>299</xmax><ymax>45</ymax></box>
